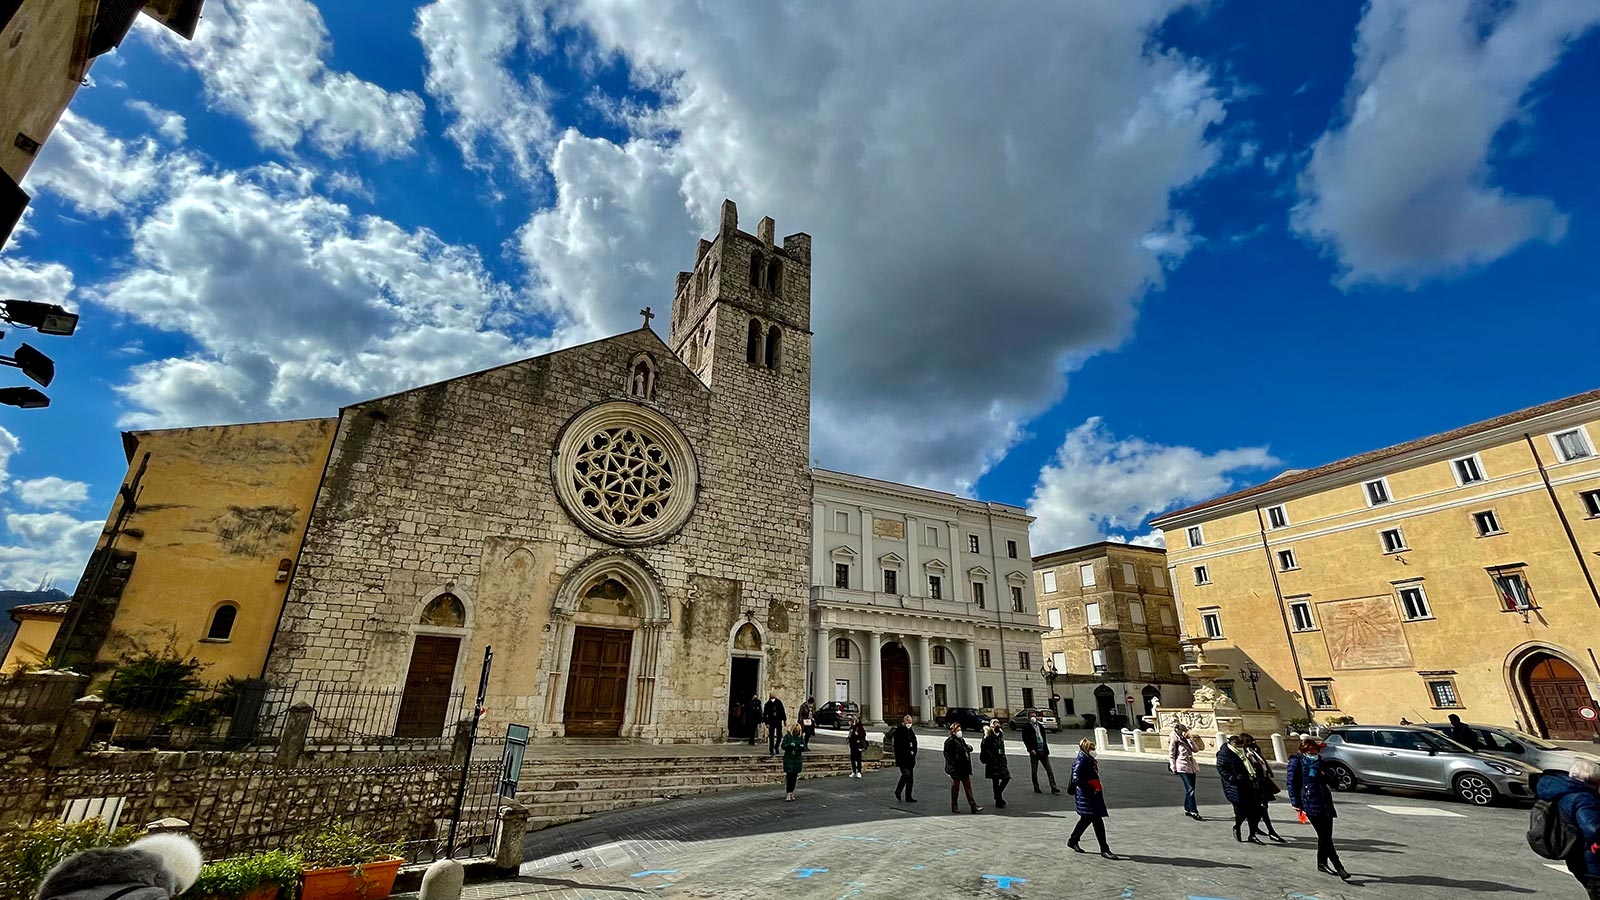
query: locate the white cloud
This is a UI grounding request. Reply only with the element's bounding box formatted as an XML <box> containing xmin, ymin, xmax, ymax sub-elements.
<box><xmin>0</xmin><ymin>255</ymin><xmax>74</xmax><ymax>308</ymax></box>
<box><xmin>1292</xmin><ymin>0</ymin><xmax>1600</xmax><ymax>285</ymax></box>
<box><xmin>140</xmin><ymin>0</ymin><xmax>424</xmax><ymax>157</ymax></box>
<box><xmin>426</xmin><ymin>0</ymin><xmax>1230</xmax><ymax>489</ymax></box>
<box><xmin>1027</xmin><ymin>417</ymin><xmax>1277</xmax><ymax>552</ymax></box>
<box><xmin>126</xmin><ymin>99</ymin><xmax>188</xmax><ymax>143</ymax></box>
<box><xmin>0</xmin><ymin>428</ymin><xmax>98</xmax><ymax>590</ymax></box>
<box><xmin>12</xmin><ymin>477</ymin><xmax>91</xmax><ymax>509</ymax></box>
<box><xmin>22</xmin><ymin>111</ymin><xmax>177</xmax><ymax>216</ymax></box>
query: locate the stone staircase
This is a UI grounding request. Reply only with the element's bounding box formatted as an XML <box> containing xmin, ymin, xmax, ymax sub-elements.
<box><xmin>515</xmin><ymin>748</ymin><xmax>882</xmax><ymax>830</ymax></box>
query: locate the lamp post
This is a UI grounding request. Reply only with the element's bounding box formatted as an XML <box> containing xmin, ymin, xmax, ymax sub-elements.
<box><xmin>1039</xmin><ymin>663</ymin><xmax>1060</xmax><ymax>717</ymax></box>
<box><xmin>1239</xmin><ymin>664</ymin><xmax>1263</xmax><ymax>710</ymax></box>
<box><xmin>1</xmin><ymin>298</ymin><xmax>79</xmax><ymax>410</ymax></box>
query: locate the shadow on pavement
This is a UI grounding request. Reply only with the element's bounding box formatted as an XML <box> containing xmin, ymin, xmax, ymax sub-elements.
<box><xmin>1119</xmin><ymin>854</ymin><xmax>1252</xmax><ymax>869</ymax></box>
<box><xmin>1350</xmin><ymin>873</ymin><xmax>1538</xmax><ymax>893</ymax></box>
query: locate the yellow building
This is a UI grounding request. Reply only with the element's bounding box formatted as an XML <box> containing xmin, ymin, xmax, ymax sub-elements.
<box><xmin>0</xmin><ymin>0</ymin><xmax>203</xmax><ymax>246</ymax></box>
<box><xmin>1</xmin><ymin>600</ymin><xmax>67</xmax><ymax>672</ymax></box>
<box><xmin>1153</xmin><ymin>389</ymin><xmax>1600</xmax><ymax>740</ymax></box>
<box><xmin>48</xmin><ymin>419</ymin><xmax>335</xmax><ymax>681</ymax></box>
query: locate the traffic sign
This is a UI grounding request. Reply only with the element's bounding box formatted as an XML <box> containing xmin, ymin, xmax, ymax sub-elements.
<box><xmin>1580</xmin><ymin>706</ymin><xmax>1597</xmax><ymax>722</ymax></box>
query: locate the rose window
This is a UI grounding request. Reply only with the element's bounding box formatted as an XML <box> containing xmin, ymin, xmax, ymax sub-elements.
<box><xmin>553</xmin><ymin>402</ymin><xmax>699</xmax><ymax>546</ymax></box>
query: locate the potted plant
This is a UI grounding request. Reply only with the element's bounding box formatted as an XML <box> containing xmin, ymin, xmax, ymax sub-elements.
<box><xmin>0</xmin><ymin>818</ymin><xmax>136</xmax><ymax>900</ymax></box>
<box><xmin>186</xmin><ymin>850</ymin><xmax>303</xmax><ymax>900</ymax></box>
<box><xmin>290</xmin><ymin>824</ymin><xmax>403</xmax><ymax>900</ymax></box>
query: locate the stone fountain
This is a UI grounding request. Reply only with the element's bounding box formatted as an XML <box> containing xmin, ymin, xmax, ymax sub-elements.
<box><xmin>1152</xmin><ymin>637</ymin><xmax>1281</xmax><ymax>743</ymax></box>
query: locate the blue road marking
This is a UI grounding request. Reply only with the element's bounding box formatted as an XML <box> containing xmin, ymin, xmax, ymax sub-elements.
<box><xmin>983</xmin><ymin>875</ymin><xmax>1026</xmax><ymax>890</ymax></box>
<box><xmin>911</xmin><ymin>865</ymin><xmax>926</xmax><ymax>871</ymax></box>
<box><xmin>794</xmin><ymin>868</ymin><xmax>830</xmax><ymax>878</ymax></box>
<box><xmin>838</xmin><ymin>835</ymin><xmax>884</xmax><ymax>842</ymax></box>
<box><xmin>1121</xmin><ymin>889</ymin><xmax>1133</xmax><ymax>899</ymax></box>
<box><xmin>629</xmin><ymin>870</ymin><xmax>678</xmax><ymax>878</ymax></box>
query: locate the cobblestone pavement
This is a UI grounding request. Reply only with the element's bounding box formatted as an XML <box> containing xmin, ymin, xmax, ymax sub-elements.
<box><xmin>432</xmin><ymin>752</ymin><xmax>1569</xmax><ymax>899</ymax></box>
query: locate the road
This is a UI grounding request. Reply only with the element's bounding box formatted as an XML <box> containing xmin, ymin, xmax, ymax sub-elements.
<box><xmin>477</xmin><ymin>750</ymin><xmax>1571</xmax><ymax>899</ymax></box>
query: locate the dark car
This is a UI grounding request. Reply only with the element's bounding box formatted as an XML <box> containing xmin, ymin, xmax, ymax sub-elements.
<box><xmin>936</xmin><ymin>707</ymin><xmax>991</xmax><ymax>731</ymax></box>
<box><xmin>813</xmin><ymin>700</ymin><xmax>860</xmax><ymax>729</ymax></box>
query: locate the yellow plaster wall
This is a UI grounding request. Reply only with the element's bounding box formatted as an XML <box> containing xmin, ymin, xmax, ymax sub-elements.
<box><xmin>2</xmin><ymin>615</ymin><xmax>62</xmax><ymax>672</ymax></box>
<box><xmin>0</xmin><ymin>0</ymin><xmax>84</xmax><ymax>184</ymax></box>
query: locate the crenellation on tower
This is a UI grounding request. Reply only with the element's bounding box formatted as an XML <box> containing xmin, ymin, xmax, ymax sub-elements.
<box><xmin>756</xmin><ymin>216</ymin><xmax>775</xmax><ymax>246</ymax></box>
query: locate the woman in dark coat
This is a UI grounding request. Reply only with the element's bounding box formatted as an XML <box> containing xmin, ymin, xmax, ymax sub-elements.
<box><xmin>1068</xmin><ymin>738</ymin><xmax>1115</xmax><ymax>858</ymax></box>
<box><xmin>943</xmin><ymin>723</ymin><xmax>983</xmax><ymax>814</ymax></box>
<box><xmin>781</xmin><ymin>723</ymin><xmax>805</xmax><ymax>801</ymax></box>
<box><xmin>799</xmin><ymin>697</ymin><xmax>817</xmax><ymax>749</ymax></box>
<box><xmin>891</xmin><ymin>714</ymin><xmax>919</xmax><ymax>802</ymax></box>
<box><xmin>1242</xmin><ymin>734</ymin><xmax>1286</xmax><ymax>842</ymax></box>
<box><xmin>979</xmin><ymin>721</ymin><xmax>1011</xmax><ymax>808</ymax></box>
<box><xmin>847</xmin><ymin>717</ymin><xmax>868</xmax><ymax>778</ymax></box>
<box><xmin>1217</xmin><ymin>734</ymin><xmax>1264</xmax><ymax>843</ymax></box>
<box><xmin>1287</xmin><ymin>738</ymin><xmax>1349</xmax><ymax>879</ymax></box>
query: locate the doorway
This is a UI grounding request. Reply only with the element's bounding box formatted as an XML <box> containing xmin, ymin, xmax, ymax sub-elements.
<box><xmin>1094</xmin><ymin>684</ymin><xmax>1116</xmax><ymax>729</ymax></box>
<box><xmin>881</xmin><ymin>642</ymin><xmax>912</xmax><ymax>720</ymax></box>
<box><xmin>564</xmin><ymin>627</ymin><xmax>633</xmax><ymax>737</ymax></box>
<box><xmin>396</xmin><ymin>635</ymin><xmax>460</xmax><ymax>738</ymax></box>
<box><xmin>727</xmin><ymin>656</ymin><xmax>760</xmax><ymax>737</ymax></box>
<box><xmin>1524</xmin><ymin>654</ymin><xmax>1598</xmax><ymax>740</ymax></box>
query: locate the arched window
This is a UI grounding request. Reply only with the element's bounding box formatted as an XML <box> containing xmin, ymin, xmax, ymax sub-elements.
<box><xmin>206</xmin><ymin>603</ymin><xmax>238</xmax><ymax>641</ymax></box>
<box><xmin>746</xmin><ymin>319</ymin><xmax>762</xmax><ymax>365</ymax></box>
<box><xmin>420</xmin><ymin>593</ymin><xmax>466</xmax><ymax>628</ymax></box>
<box><xmin>627</xmin><ymin>354</ymin><xmax>655</xmax><ymax>400</ymax></box>
<box><xmin>765</xmin><ymin>259</ymin><xmax>782</xmax><ymax>292</ymax></box>
<box><xmin>764</xmin><ymin>326</ymin><xmax>781</xmax><ymax>370</ymax></box>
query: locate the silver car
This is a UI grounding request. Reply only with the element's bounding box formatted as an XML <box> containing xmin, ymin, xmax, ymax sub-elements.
<box><xmin>1424</xmin><ymin>722</ymin><xmax>1600</xmax><ymax>776</ymax></box>
<box><xmin>1320</xmin><ymin>725</ymin><xmax>1541</xmax><ymax>806</ymax></box>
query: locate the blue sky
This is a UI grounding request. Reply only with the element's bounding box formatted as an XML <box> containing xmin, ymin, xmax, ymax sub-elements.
<box><xmin>1</xmin><ymin>0</ymin><xmax>1597</xmax><ymax>589</ymax></box>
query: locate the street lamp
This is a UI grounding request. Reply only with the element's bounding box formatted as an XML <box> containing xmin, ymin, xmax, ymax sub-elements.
<box><xmin>1038</xmin><ymin>663</ymin><xmax>1060</xmax><ymax>717</ymax></box>
<box><xmin>0</xmin><ymin>386</ymin><xmax>49</xmax><ymax>408</ymax></box>
<box><xmin>1</xmin><ymin>299</ymin><xmax>78</xmax><ymax>335</ymax></box>
<box><xmin>1239</xmin><ymin>663</ymin><xmax>1263</xmax><ymax>710</ymax></box>
<box><xmin>0</xmin><ymin>343</ymin><xmax>54</xmax><ymax>386</ymax></box>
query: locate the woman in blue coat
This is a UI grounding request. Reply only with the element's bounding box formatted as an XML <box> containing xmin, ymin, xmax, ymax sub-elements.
<box><xmin>1067</xmin><ymin>738</ymin><xmax>1116</xmax><ymax>858</ymax></box>
<box><xmin>1286</xmin><ymin>738</ymin><xmax>1348</xmax><ymax>879</ymax></box>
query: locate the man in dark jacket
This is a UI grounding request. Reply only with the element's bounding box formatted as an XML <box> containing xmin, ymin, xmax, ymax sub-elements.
<box><xmin>1538</xmin><ymin>761</ymin><xmax>1600</xmax><ymax>899</ymax></box>
<box><xmin>763</xmin><ymin>693</ymin><xmax>787</xmax><ymax>755</ymax></box>
<box><xmin>891</xmin><ymin>714</ymin><xmax>919</xmax><ymax>802</ymax></box>
<box><xmin>1447</xmin><ymin>714</ymin><xmax>1481</xmax><ymax>751</ymax></box>
<box><xmin>1020</xmin><ymin>713</ymin><xmax>1061</xmax><ymax>794</ymax></box>
<box><xmin>744</xmin><ymin>694</ymin><xmax>763</xmax><ymax>745</ymax></box>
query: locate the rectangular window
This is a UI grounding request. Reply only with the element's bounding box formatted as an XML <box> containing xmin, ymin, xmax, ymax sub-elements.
<box><xmin>1080</xmin><ymin>563</ymin><xmax>1096</xmax><ymax>587</ymax></box>
<box><xmin>1091</xmin><ymin>648</ymin><xmax>1107</xmax><ymax>670</ymax></box>
<box><xmin>1019</xmin><ymin>651</ymin><xmax>1031</xmax><ymax>670</ymax></box>
<box><xmin>1398</xmin><ymin>585</ymin><xmax>1432</xmax><ymax>620</ymax></box>
<box><xmin>1007</xmin><ymin>540</ymin><xmax>1019</xmax><ymax>559</ymax></box>
<box><xmin>1582</xmin><ymin>489</ymin><xmax>1600</xmax><ymax>518</ymax></box>
<box><xmin>1553</xmin><ymin>428</ymin><xmax>1595</xmax><ymax>462</ymax></box>
<box><xmin>925</xmin><ymin>524</ymin><xmax>939</xmax><ymax>546</ymax></box>
<box><xmin>1121</xmin><ymin>562</ymin><xmax>1136</xmax><ymax>585</ymax></box>
<box><xmin>928</xmin><ymin>575</ymin><xmax>943</xmax><ymax>599</ymax></box>
<box><xmin>1364</xmin><ymin>478</ymin><xmax>1392</xmax><ymax>506</ymax></box>
<box><xmin>1473</xmin><ymin>509</ymin><xmax>1502</xmax><ymax>536</ymax></box>
<box><xmin>1153</xmin><ymin>567</ymin><xmax>1167</xmax><ymax>589</ymax></box>
<box><xmin>1186</xmin><ymin>525</ymin><xmax>1204</xmax><ymax>547</ymax></box>
<box><xmin>1136</xmin><ymin>648</ymin><xmax>1153</xmax><ymax>674</ymax></box>
<box><xmin>1201</xmin><ymin>610</ymin><xmax>1223</xmax><ymax>638</ymax></box>
<box><xmin>1379</xmin><ymin>527</ymin><xmax>1408</xmax><ymax>553</ymax></box>
<box><xmin>1266</xmin><ymin>505</ymin><xmax>1288</xmax><ymax>528</ymax></box>
<box><xmin>1129</xmin><ymin>600</ymin><xmax>1145</xmax><ymax>625</ymax></box>
<box><xmin>934</xmin><ymin>684</ymin><xmax>948</xmax><ymax>707</ymax></box>
<box><xmin>1010</xmin><ymin>585</ymin><xmax>1025</xmax><ymax>611</ymax></box>
<box><xmin>1085</xmin><ymin>601</ymin><xmax>1101</xmax><ymax>626</ymax></box>
<box><xmin>1452</xmin><ymin>454</ymin><xmax>1485</xmax><ymax>485</ymax></box>
<box><xmin>1215</xmin><ymin>679</ymin><xmax>1237</xmax><ymax>703</ymax></box>
<box><xmin>1494</xmin><ymin>571</ymin><xmax>1535</xmax><ymax>611</ymax></box>
<box><xmin>979</xmin><ymin>649</ymin><xmax>991</xmax><ymax>668</ymax></box>
<box><xmin>1194</xmin><ymin>565</ymin><xmax>1211</xmax><ymax>585</ymax></box>
<box><xmin>968</xmin><ymin>534</ymin><xmax>980</xmax><ymax>553</ymax></box>
<box><xmin>1022</xmin><ymin>687</ymin><xmax>1035</xmax><ymax>708</ymax></box>
<box><xmin>1159</xmin><ymin>605</ymin><xmax>1174</xmax><ymax>627</ymax></box>
<box><xmin>933</xmin><ymin>646</ymin><xmax>947</xmax><ymax>665</ymax></box>
<box><xmin>834</xmin><ymin>563</ymin><xmax>850</xmax><ymax>589</ymax></box>
<box><xmin>834</xmin><ymin>638</ymin><xmax>851</xmax><ymax>659</ymax></box>
<box><xmin>1310</xmin><ymin>683</ymin><xmax>1334</xmax><ymax>710</ymax></box>
<box><xmin>834</xmin><ymin>510</ymin><xmax>849</xmax><ymax>532</ymax></box>
<box><xmin>883</xmin><ymin>569</ymin><xmax>898</xmax><ymax>594</ymax></box>
<box><xmin>1289</xmin><ymin>600</ymin><xmax>1316</xmax><ymax>631</ymax></box>
<box><xmin>1277</xmin><ymin>548</ymin><xmax>1299</xmax><ymax>571</ymax></box>
<box><xmin>1427</xmin><ymin>679</ymin><xmax>1461</xmax><ymax>708</ymax></box>
<box><xmin>972</xmin><ymin>582</ymin><xmax>986</xmax><ymax>608</ymax></box>
<box><xmin>981</xmin><ymin>685</ymin><xmax>995</xmax><ymax>708</ymax></box>
<box><xmin>1046</xmin><ymin>607</ymin><xmax>1062</xmax><ymax>630</ymax></box>
<box><xmin>1167</xmin><ymin>651</ymin><xmax>1182</xmax><ymax>674</ymax></box>
<box><xmin>1052</xmin><ymin>651</ymin><xmax>1068</xmax><ymax>673</ymax></box>
<box><xmin>1042</xmin><ymin>570</ymin><xmax>1057</xmax><ymax>593</ymax></box>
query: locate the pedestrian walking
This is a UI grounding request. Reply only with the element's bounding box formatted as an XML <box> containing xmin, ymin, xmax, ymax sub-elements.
<box><xmin>1067</xmin><ymin>738</ymin><xmax>1116</xmax><ymax>859</ymax></box>
<box><xmin>1286</xmin><ymin>738</ymin><xmax>1349</xmax><ymax>880</ymax></box>
<box><xmin>979</xmin><ymin>720</ymin><xmax>1011</xmax><ymax>808</ymax></box>
<box><xmin>799</xmin><ymin>697</ymin><xmax>817</xmax><ymax>749</ymax></box>
<box><xmin>763</xmin><ymin>692</ymin><xmax>787</xmax><ymax>756</ymax></box>
<box><xmin>944</xmin><ymin>722</ymin><xmax>983</xmax><ymax>814</ymax></box>
<box><xmin>847</xmin><ymin>717</ymin><xmax>868</xmax><ymax>778</ymax></box>
<box><xmin>1448</xmin><ymin>713</ymin><xmax>1481</xmax><ymax>751</ymax></box>
<box><xmin>1536</xmin><ymin>758</ymin><xmax>1600</xmax><ymax>899</ymax></box>
<box><xmin>1217</xmin><ymin>734</ymin><xmax>1265</xmax><ymax>843</ymax></box>
<box><xmin>744</xmin><ymin>694</ymin><xmax>762</xmax><ymax>746</ymax></box>
<box><xmin>1020</xmin><ymin>711</ymin><xmax>1061</xmax><ymax>794</ymax></box>
<box><xmin>1169</xmin><ymin>722</ymin><xmax>1203</xmax><ymax>820</ymax></box>
<box><xmin>781</xmin><ymin>723</ymin><xmax>805</xmax><ymax>801</ymax></box>
<box><xmin>892</xmin><ymin>714</ymin><xmax>919</xmax><ymax>802</ymax></box>
<box><xmin>1243</xmin><ymin>734</ymin><xmax>1286</xmax><ymax>842</ymax></box>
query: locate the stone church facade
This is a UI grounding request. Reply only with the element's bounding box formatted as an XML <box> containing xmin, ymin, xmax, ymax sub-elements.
<box><xmin>265</xmin><ymin>201</ymin><xmax>814</xmax><ymax>741</ymax></box>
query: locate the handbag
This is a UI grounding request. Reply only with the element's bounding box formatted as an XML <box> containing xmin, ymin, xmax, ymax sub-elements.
<box><xmin>1066</xmin><ymin>778</ymin><xmax>1077</xmax><ymax>795</ymax></box>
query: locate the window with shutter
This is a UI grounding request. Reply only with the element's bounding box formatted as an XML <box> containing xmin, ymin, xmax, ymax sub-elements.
<box><xmin>88</xmin><ymin>0</ymin><xmax>146</xmax><ymax>58</ymax></box>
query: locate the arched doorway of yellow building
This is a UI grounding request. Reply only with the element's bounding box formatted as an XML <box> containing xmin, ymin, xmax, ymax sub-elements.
<box><xmin>1507</xmin><ymin>644</ymin><xmax>1600</xmax><ymax>741</ymax></box>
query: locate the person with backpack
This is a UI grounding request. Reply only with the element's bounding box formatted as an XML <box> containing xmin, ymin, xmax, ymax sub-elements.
<box><xmin>1286</xmin><ymin>737</ymin><xmax>1348</xmax><ymax>880</ymax></box>
<box><xmin>1533</xmin><ymin>758</ymin><xmax>1600</xmax><ymax>898</ymax></box>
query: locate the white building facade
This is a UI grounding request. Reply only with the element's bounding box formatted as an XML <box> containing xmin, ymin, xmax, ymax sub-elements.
<box><xmin>809</xmin><ymin>469</ymin><xmax>1048</xmax><ymax>725</ymax></box>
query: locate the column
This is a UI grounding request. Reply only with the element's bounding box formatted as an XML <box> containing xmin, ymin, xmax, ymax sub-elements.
<box><xmin>906</xmin><ymin>516</ymin><xmax>920</xmax><ymax>597</ymax></box>
<box><xmin>861</xmin><ymin>508</ymin><xmax>874</xmax><ymax>590</ymax></box>
<box><xmin>867</xmin><ymin>630</ymin><xmax>884</xmax><ymax>724</ymax></box>
<box><xmin>915</xmin><ymin>634</ymin><xmax>934</xmax><ymax>723</ymax></box>
<box><xmin>811</xmin><ymin>500</ymin><xmax>826</xmax><ymax>586</ymax></box>
<box><xmin>962</xmin><ymin>638</ymin><xmax>981</xmax><ymax>707</ymax></box>
<box><xmin>948</xmin><ymin>522</ymin><xmax>964</xmax><ymax>603</ymax></box>
<box><xmin>815</xmin><ymin>625</ymin><xmax>831</xmax><ymax>702</ymax></box>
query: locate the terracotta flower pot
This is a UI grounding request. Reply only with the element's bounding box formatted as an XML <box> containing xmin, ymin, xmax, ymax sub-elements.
<box><xmin>197</xmin><ymin>886</ymin><xmax>279</xmax><ymax>900</ymax></box>
<box><xmin>300</xmin><ymin>859</ymin><xmax>403</xmax><ymax>900</ymax></box>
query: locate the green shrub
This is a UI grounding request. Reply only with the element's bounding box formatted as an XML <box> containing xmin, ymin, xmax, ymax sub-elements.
<box><xmin>287</xmin><ymin>823</ymin><xmax>400</xmax><ymax>870</ymax></box>
<box><xmin>184</xmin><ymin>850</ymin><xmax>304</xmax><ymax>900</ymax></box>
<box><xmin>104</xmin><ymin>653</ymin><xmax>204</xmax><ymax>713</ymax></box>
<box><xmin>0</xmin><ymin>819</ymin><xmax>137</xmax><ymax>900</ymax></box>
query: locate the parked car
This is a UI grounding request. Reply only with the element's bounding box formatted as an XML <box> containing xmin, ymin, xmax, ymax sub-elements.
<box><xmin>813</xmin><ymin>700</ymin><xmax>860</xmax><ymax>729</ymax></box>
<box><xmin>1319</xmin><ymin>724</ymin><xmax>1541</xmax><ymax>806</ymax></box>
<box><xmin>1422</xmin><ymin>722</ymin><xmax>1600</xmax><ymax>776</ymax></box>
<box><xmin>1007</xmin><ymin>708</ymin><xmax>1059</xmax><ymax>733</ymax></box>
<box><xmin>935</xmin><ymin>707</ymin><xmax>991</xmax><ymax>731</ymax></box>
